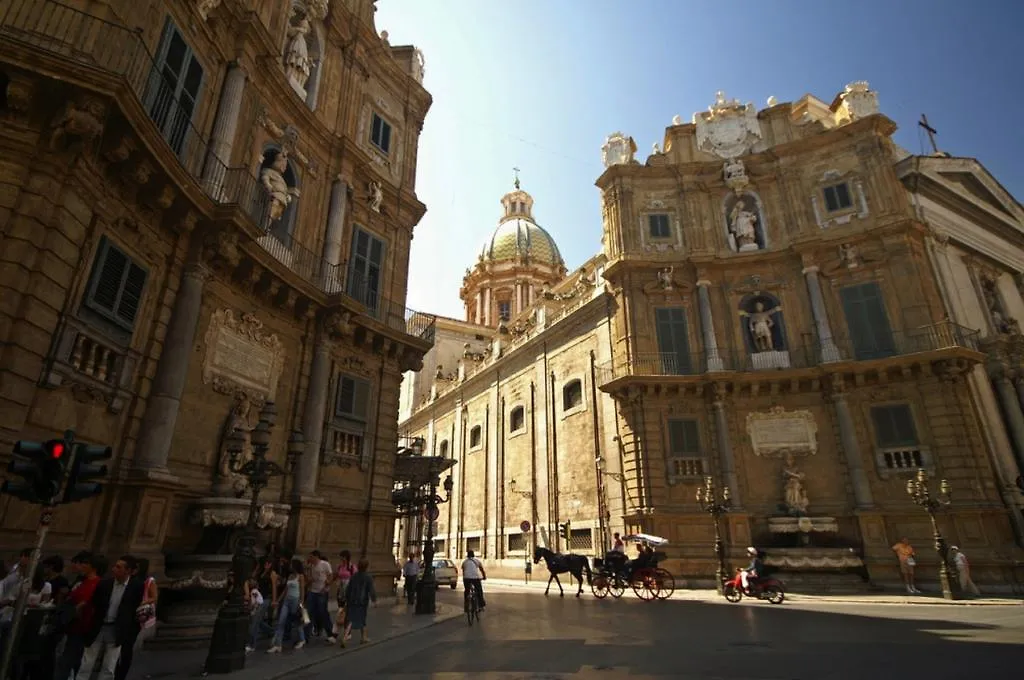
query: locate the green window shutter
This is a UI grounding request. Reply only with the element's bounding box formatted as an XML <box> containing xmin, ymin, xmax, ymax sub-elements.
<box><xmin>655</xmin><ymin>308</ymin><xmax>691</xmax><ymax>374</ymax></box>
<box><xmin>116</xmin><ymin>262</ymin><xmax>147</xmax><ymax>326</ymax></box>
<box><xmin>871</xmin><ymin>405</ymin><xmax>918</xmax><ymax>447</ymax></box>
<box><xmin>668</xmin><ymin>419</ymin><xmax>700</xmax><ymax>455</ymax></box>
<box><xmin>87</xmin><ymin>239</ymin><xmax>148</xmax><ymax>331</ymax></box>
<box><xmin>840</xmin><ymin>283</ymin><xmax>894</xmax><ymax>360</ymax></box>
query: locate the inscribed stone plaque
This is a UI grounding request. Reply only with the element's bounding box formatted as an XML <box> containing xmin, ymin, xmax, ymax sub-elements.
<box><xmin>202</xmin><ymin>309</ymin><xmax>285</xmax><ymax>400</ymax></box>
<box><xmin>745</xmin><ymin>406</ymin><xmax>818</xmax><ymax>456</ymax></box>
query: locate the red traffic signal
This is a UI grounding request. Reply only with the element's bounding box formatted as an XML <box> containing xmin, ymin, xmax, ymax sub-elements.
<box><xmin>46</xmin><ymin>441</ymin><xmax>66</xmax><ymax>460</ymax></box>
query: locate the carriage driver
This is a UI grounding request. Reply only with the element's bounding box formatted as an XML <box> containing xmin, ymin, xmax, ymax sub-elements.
<box><xmin>740</xmin><ymin>546</ymin><xmax>763</xmax><ymax>592</ymax></box>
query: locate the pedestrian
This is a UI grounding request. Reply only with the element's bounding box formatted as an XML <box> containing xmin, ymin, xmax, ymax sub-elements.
<box><xmin>612</xmin><ymin>533</ymin><xmax>625</xmax><ymax>553</ymax></box>
<box><xmin>246</xmin><ymin>556</ymin><xmax>277</xmax><ymax>652</ymax></box>
<box><xmin>333</xmin><ymin>550</ymin><xmax>356</xmax><ymax>642</ymax></box>
<box><xmin>461</xmin><ymin>551</ymin><xmax>487</xmax><ymax>610</ymax></box>
<box><xmin>340</xmin><ymin>558</ymin><xmax>376</xmax><ymax>647</ymax></box>
<box><xmin>268</xmin><ymin>558</ymin><xmax>306</xmax><ymax>653</ymax></box>
<box><xmin>402</xmin><ymin>554</ymin><xmax>419</xmax><ymax>605</ymax></box>
<box><xmin>78</xmin><ymin>555</ymin><xmax>145</xmax><ymax>680</ymax></box>
<box><xmin>891</xmin><ymin>537</ymin><xmax>920</xmax><ymax>594</ymax></box>
<box><xmin>55</xmin><ymin>552</ymin><xmax>105</xmax><ymax>680</ymax></box>
<box><xmin>949</xmin><ymin>546</ymin><xmax>981</xmax><ymax>596</ymax></box>
<box><xmin>115</xmin><ymin>557</ymin><xmax>158</xmax><ymax>680</ymax></box>
<box><xmin>304</xmin><ymin>550</ymin><xmax>335</xmax><ymax>644</ymax></box>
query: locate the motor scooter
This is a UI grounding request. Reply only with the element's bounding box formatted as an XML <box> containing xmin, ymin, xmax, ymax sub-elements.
<box><xmin>722</xmin><ymin>568</ymin><xmax>785</xmax><ymax>604</ymax></box>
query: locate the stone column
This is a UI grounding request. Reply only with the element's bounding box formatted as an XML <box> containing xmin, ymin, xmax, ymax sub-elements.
<box><xmin>133</xmin><ymin>263</ymin><xmax>211</xmax><ymax>471</ymax></box>
<box><xmin>803</xmin><ymin>266</ymin><xmax>842</xmax><ymax>363</ymax></box>
<box><xmin>995</xmin><ymin>375</ymin><xmax>1024</xmax><ymax>472</ymax></box>
<box><xmin>297</xmin><ymin>335</ymin><xmax>332</xmax><ymax>497</ymax></box>
<box><xmin>711</xmin><ymin>385</ymin><xmax>740</xmax><ymax>506</ymax></box>
<box><xmin>321</xmin><ymin>177</ymin><xmax>348</xmax><ymax>292</ymax></box>
<box><xmin>201</xmin><ymin>62</ymin><xmax>247</xmax><ymax>197</ymax></box>
<box><xmin>475</xmin><ymin>291</ymin><xmax>482</xmax><ymax>325</ymax></box>
<box><xmin>830</xmin><ymin>377</ymin><xmax>874</xmax><ymax>508</ymax></box>
<box><xmin>696</xmin><ymin>280</ymin><xmax>724</xmax><ymax>371</ymax></box>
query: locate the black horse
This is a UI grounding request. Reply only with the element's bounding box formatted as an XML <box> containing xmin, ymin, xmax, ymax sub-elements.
<box><xmin>533</xmin><ymin>546</ymin><xmax>592</xmax><ymax>598</ymax></box>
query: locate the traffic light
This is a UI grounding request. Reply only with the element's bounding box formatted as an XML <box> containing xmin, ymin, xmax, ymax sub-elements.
<box><xmin>2</xmin><ymin>438</ymin><xmax>71</xmax><ymax>504</ymax></box>
<box><xmin>559</xmin><ymin>521</ymin><xmax>571</xmax><ymax>541</ymax></box>
<box><xmin>63</xmin><ymin>443</ymin><xmax>112</xmax><ymax>503</ymax></box>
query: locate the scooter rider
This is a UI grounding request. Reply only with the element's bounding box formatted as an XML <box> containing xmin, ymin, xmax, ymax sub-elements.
<box><xmin>740</xmin><ymin>546</ymin><xmax>763</xmax><ymax>593</ymax></box>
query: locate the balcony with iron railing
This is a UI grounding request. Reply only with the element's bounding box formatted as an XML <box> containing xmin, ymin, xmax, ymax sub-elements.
<box><xmin>0</xmin><ymin>0</ymin><xmax>435</xmax><ymax>345</ymax></box>
<box><xmin>597</xmin><ymin>321</ymin><xmax>981</xmax><ymax>386</ymax></box>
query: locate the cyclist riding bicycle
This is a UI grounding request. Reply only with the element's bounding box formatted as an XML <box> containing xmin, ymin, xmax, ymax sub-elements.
<box><xmin>461</xmin><ymin>550</ymin><xmax>487</xmax><ymax>611</ymax></box>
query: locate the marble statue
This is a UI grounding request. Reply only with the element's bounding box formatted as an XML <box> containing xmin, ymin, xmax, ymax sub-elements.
<box><xmin>368</xmin><ymin>180</ymin><xmax>383</xmax><ymax>213</ymax></box>
<box><xmin>601</xmin><ymin>132</ymin><xmax>637</xmax><ymax>168</ymax></box>
<box><xmin>261</xmin><ymin>151</ymin><xmax>295</xmax><ymax>221</ymax></box>
<box><xmin>782</xmin><ymin>453</ymin><xmax>809</xmax><ymax>514</ymax></box>
<box><xmin>729</xmin><ymin>199</ymin><xmax>759</xmax><ymax>250</ymax></box>
<box><xmin>657</xmin><ymin>266</ymin><xmax>674</xmax><ymax>290</ymax></box>
<box><xmin>284</xmin><ymin>12</ymin><xmax>313</xmax><ymax>93</ymax></box>
<box><xmin>747</xmin><ymin>301</ymin><xmax>778</xmax><ymax>352</ymax></box>
<box><xmin>217</xmin><ymin>397</ymin><xmax>255</xmax><ymax>497</ymax></box>
<box><xmin>839</xmin><ymin>243</ymin><xmax>861</xmax><ymax>268</ymax></box>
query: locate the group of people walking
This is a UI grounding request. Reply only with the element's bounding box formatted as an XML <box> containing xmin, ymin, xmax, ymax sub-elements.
<box><xmin>891</xmin><ymin>538</ymin><xmax>981</xmax><ymax>595</ymax></box>
<box><xmin>244</xmin><ymin>547</ymin><xmax>378</xmax><ymax>653</ymax></box>
<box><xmin>0</xmin><ymin>550</ymin><xmax>158</xmax><ymax>680</ymax></box>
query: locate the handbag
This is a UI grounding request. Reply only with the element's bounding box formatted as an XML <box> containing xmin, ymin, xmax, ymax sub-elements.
<box><xmin>905</xmin><ymin>557</ymin><xmax>916</xmax><ymax>567</ymax></box>
<box><xmin>299</xmin><ymin>605</ymin><xmax>311</xmax><ymax>625</ymax></box>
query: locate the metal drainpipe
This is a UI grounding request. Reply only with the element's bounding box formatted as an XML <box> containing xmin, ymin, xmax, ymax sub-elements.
<box><xmin>483</xmin><ymin>402</ymin><xmax>490</xmax><ymax>558</ymax></box>
<box><xmin>549</xmin><ymin>369</ymin><xmax>560</xmax><ymax>551</ymax></box>
<box><xmin>529</xmin><ymin>382</ymin><xmax>539</xmax><ymax>552</ymax></box>
<box><xmin>589</xmin><ymin>350</ymin><xmax>606</xmax><ymax>553</ymax></box>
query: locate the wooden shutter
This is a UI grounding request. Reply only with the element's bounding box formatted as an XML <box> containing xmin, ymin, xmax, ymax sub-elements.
<box><xmin>336</xmin><ymin>375</ymin><xmax>370</xmax><ymax>421</ymax></box>
<box><xmin>840</xmin><ymin>283</ymin><xmax>895</xmax><ymax>360</ymax></box>
<box><xmin>88</xmin><ymin>239</ymin><xmax>148</xmax><ymax>331</ymax></box>
<box><xmin>668</xmin><ymin>419</ymin><xmax>700</xmax><ymax>455</ymax></box>
<box><xmin>871</xmin><ymin>406</ymin><xmax>918</xmax><ymax>447</ymax></box>
<box><xmin>347</xmin><ymin>228</ymin><xmax>385</xmax><ymax>311</ymax></box>
<box><xmin>146</xmin><ymin>20</ymin><xmax>203</xmax><ymax>155</ymax></box>
<box><xmin>655</xmin><ymin>308</ymin><xmax>691</xmax><ymax>374</ymax></box>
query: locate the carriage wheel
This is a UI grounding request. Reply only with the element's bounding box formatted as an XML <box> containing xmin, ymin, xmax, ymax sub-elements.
<box><xmin>631</xmin><ymin>570</ymin><xmax>657</xmax><ymax>600</ymax></box>
<box><xmin>591</xmin><ymin>574</ymin><xmax>611</xmax><ymax>599</ymax></box>
<box><xmin>609</xmin><ymin>576</ymin><xmax>626</xmax><ymax>599</ymax></box>
<box><xmin>653</xmin><ymin>568</ymin><xmax>675</xmax><ymax>600</ymax></box>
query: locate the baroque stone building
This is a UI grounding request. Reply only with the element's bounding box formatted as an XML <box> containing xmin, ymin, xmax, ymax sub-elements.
<box><xmin>399</xmin><ymin>83</ymin><xmax>1024</xmax><ymax>590</ymax></box>
<box><xmin>0</xmin><ymin>0</ymin><xmax>433</xmax><ymax>619</ymax></box>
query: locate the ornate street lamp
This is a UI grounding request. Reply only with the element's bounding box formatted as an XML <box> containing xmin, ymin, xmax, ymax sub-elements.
<box><xmin>205</xmin><ymin>402</ymin><xmax>302</xmax><ymax>674</ymax></box>
<box><xmin>416</xmin><ymin>473</ymin><xmax>454</xmax><ymax>615</ymax></box>
<box><xmin>905</xmin><ymin>469</ymin><xmax>956</xmax><ymax>600</ymax></box>
<box><xmin>695</xmin><ymin>475</ymin><xmax>731</xmax><ymax>595</ymax></box>
<box><xmin>508</xmin><ymin>478</ymin><xmax>533</xmax><ymax>499</ymax></box>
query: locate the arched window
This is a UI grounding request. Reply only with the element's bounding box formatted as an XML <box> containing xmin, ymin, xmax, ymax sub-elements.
<box><xmin>509</xmin><ymin>406</ymin><xmax>525</xmax><ymax>432</ymax></box>
<box><xmin>562</xmin><ymin>379</ymin><xmax>583</xmax><ymax>411</ymax></box>
<box><xmin>259</xmin><ymin>147</ymin><xmax>300</xmax><ymax>246</ymax></box>
<box><xmin>469</xmin><ymin>425</ymin><xmax>482</xmax><ymax>449</ymax></box>
<box><xmin>438</xmin><ymin>440</ymin><xmax>449</xmax><ymax>458</ymax></box>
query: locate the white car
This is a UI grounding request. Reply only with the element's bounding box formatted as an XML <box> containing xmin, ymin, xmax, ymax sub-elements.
<box><xmin>431</xmin><ymin>558</ymin><xmax>458</xmax><ymax>589</ymax></box>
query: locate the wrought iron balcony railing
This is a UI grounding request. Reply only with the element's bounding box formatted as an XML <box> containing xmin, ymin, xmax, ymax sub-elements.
<box><xmin>597</xmin><ymin>321</ymin><xmax>980</xmax><ymax>384</ymax></box>
<box><xmin>0</xmin><ymin>0</ymin><xmax>435</xmax><ymax>345</ymax></box>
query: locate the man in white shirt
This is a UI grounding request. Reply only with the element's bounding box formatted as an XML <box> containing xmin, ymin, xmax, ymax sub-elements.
<box><xmin>949</xmin><ymin>546</ymin><xmax>981</xmax><ymax>596</ymax></box>
<box><xmin>0</xmin><ymin>548</ymin><xmax>31</xmax><ymax>606</ymax></box>
<box><xmin>402</xmin><ymin>555</ymin><xmax>420</xmax><ymax>605</ymax></box>
<box><xmin>78</xmin><ymin>556</ymin><xmax>143</xmax><ymax>680</ymax></box>
<box><xmin>461</xmin><ymin>550</ymin><xmax>486</xmax><ymax>610</ymax></box>
<box><xmin>305</xmin><ymin>550</ymin><xmax>335</xmax><ymax>643</ymax></box>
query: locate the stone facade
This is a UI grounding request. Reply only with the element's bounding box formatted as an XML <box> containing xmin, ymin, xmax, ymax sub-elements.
<box><xmin>0</xmin><ymin>0</ymin><xmax>432</xmax><ymax>601</ymax></box>
<box><xmin>400</xmin><ymin>84</ymin><xmax>1024</xmax><ymax>591</ymax></box>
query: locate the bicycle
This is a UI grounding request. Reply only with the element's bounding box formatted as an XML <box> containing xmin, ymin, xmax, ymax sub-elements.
<box><xmin>464</xmin><ymin>583</ymin><xmax>480</xmax><ymax>626</ymax></box>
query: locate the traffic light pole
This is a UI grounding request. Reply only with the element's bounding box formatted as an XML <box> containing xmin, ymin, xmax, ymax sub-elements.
<box><xmin>0</xmin><ymin>504</ymin><xmax>54</xmax><ymax>680</ymax></box>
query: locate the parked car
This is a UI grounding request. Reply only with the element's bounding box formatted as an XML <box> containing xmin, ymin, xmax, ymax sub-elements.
<box><xmin>432</xmin><ymin>558</ymin><xmax>458</xmax><ymax>589</ymax></box>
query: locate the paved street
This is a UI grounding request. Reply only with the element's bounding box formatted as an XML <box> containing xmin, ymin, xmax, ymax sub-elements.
<box><xmin>283</xmin><ymin>588</ymin><xmax>1022</xmax><ymax>680</ymax></box>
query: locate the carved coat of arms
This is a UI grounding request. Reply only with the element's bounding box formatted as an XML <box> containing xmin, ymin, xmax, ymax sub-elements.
<box><xmin>694</xmin><ymin>91</ymin><xmax>762</xmax><ymax>159</ymax></box>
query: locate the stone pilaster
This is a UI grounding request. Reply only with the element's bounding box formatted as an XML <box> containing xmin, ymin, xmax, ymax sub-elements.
<box><xmin>201</xmin><ymin>62</ymin><xmax>247</xmax><ymax>196</ymax></box>
<box><xmin>296</xmin><ymin>333</ymin><xmax>331</xmax><ymax>497</ymax></box>
<box><xmin>803</xmin><ymin>266</ymin><xmax>841</xmax><ymax>362</ymax></box>
<box><xmin>696</xmin><ymin>280</ymin><xmax>724</xmax><ymax>371</ymax></box>
<box><xmin>133</xmin><ymin>262</ymin><xmax>210</xmax><ymax>472</ymax></box>
<box><xmin>711</xmin><ymin>383</ymin><xmax>740</xmax><ymax>507</ymax></box>
<box><xmin>994</xmin><ymin>374</ymin><xmax>1024</xmax><ymax>474</ymax></box>
<box><xmin>321</xmin><ymin>177</ymin><xmax>349</xmax><ymax>292</ymax></box>
<box><xmin>829</xmin><ymin>375</ymin><xmax>874</xmax><ymax>509</ymax></box>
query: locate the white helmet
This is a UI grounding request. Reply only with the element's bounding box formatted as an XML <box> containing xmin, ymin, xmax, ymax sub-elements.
<box><xmin>746</xmin><ymin>546</ymin><xmax>758</xmax><ymax>556</ymax></box>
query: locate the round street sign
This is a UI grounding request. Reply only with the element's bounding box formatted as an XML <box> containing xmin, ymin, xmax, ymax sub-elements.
<box><xmin>425</xmin><ymin>505</ymin><xmax>440</xmax><ymax>521</ymax></box>
<box><xmin>520</xmin><ymin>520</ymin><xmax>531</xmax><ymax>532</ymax></box>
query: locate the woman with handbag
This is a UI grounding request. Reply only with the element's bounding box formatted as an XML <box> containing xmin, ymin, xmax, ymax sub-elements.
<box><xmin>268</xmin><ymin>558</ymin><xmax>307</xmax><ymax>653</ymax></box>
<box><xmin>891</xmin><ymin>538</ymin><xmax>920</xmax><ymax>594</ymax></box>
<box><xmin>340</xmin><ymin>559</ymin><xmax>376</xmax><ymax>647</ymax></box>
<box><xmin>332</xmin><ymin>550</ymin><xmax>356</xmax><ymax>642</ymax></box>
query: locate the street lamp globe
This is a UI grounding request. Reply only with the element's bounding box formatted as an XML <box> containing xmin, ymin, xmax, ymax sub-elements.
<box><xmin>411</xmin><ymin>437</ymin><xmax>425</xmax><ymax>455</ymax></box>
<box><xmin>286</xmin><ymin>430</ymin><xmax>304</xmax><ymax>468</ymax></box>
<box><xmin>259</xmin><ymin>400</ymin><xmax>278</xmax><ymax>427</ymax></box>
<box><xmin>250</xmin><ymin>420</ymin><xmax>271</xmax><ymax>448</ymax></box>
<box><xmin>443</xmin><ymin>474</ymin><xmax>454</xmax><ymax>495</ymax></box>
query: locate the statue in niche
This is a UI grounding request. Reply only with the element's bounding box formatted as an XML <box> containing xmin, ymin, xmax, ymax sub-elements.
<box><xmin>782</xmin><ymin>453</ymin><xmax>809</xmax><ymax>515</ymax></box>
<box><xmin>746</xmin><ymin>301</ymin><xmax>780</xmax><ymax>352</ymax></box>
<box><xmin>657</xmin><ymin>266</ymin><xmax>674</xmax><ymax>290</ymax></box>
<box><xmin>284</xmin><ymin>11</ymin><xmax>313</xmax><ymax>93</ymax></box>
<box><xmin>368</xmin><ymin>180</ymin><xmax>383</xmax><ymax>213</ymax></box>
<box><xmin>839</xmin><ymin>243</ymin><xmax>862</xmax><ymax>269</ymax></box>
<box><xmin>216</xmin><ymin>396</ymin><xmax>255</xmax><ymax>498</ymax></box>
<box><xmin>981</xmin><ymin>278</ymin><xmax>1018</xmax><ymax>335</ymax></box>
<box><xmin>261</xmin><ymin>151</ymin><xmax>297</xmax><ymax>221</ymax></box>
<box><xmin>728</xmin><ymin>198</ymin><xmax>760</xmax><ymax>251</ymax></box>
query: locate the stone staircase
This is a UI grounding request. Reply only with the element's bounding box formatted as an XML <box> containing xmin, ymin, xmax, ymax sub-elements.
<box><xmin>770</xmin><ymin>570</ymin><xmax>878</xmax><ymax>594</ymax></box>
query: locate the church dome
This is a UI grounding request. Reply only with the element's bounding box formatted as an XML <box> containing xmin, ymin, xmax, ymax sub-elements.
<box><xmin>478</xmin><ymin>181</ymin><xmax>564</xmax><ymax>268</ymax></box>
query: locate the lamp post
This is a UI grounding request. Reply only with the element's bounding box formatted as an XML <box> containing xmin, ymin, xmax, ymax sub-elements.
<box><xmin>695</xmin><ymin>475</ymin><xmax>731</xmax><ymax>595</ymax></box>
<box><xmin>508</xmin><ymin>478</ymin><xmax>533</xmax><ymax>499</ymax></box>
<box><xmin>416</xmin><ymin>473</ymin><xmax>454</xmax><ymax>615</ymax></box>
<box><xmin>205</xmin><ymin>401</ymin><xmax>303</xmax><ymax>674</ymax></box>
<box><xmin>905</xmin><ymin>468</ymin><xmax>956</xmax><ymax>600</ymax></box>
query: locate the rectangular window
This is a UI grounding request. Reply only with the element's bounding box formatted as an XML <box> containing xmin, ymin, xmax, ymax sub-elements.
<box><xmin>370</xmin><ymin>112</ymin><xmax>392</xmax><ymax>154</ymax></box>
<box><xmin>840</xmin><ymin>282</ymin><xmax>895</xmax><ymax>360</ymax></box>
<box><xmin>466</xmin><ymin>537</ymin><xmax>481</xmax><ymax>554</ymax></box>
<box><xmin>84</xmin><ymin>237</ymin><xmax>149</xmax><ymax>333</ymax></box>
<box><xmin>498</xmin><ymin>301</ymin><xmax>511</xmax><ymax>321</ymax></box>
<box><xmin>667</xmin><ymin>419</ymin><xmax>704</xmax><ymax>479</ymax></box>
<box><xmin>335</xmin><ymin>375</ymin><xmax>371</xmax><ymax>421</ymax></box>
<box><xmin>347</xmin><ymin>227</ymin><xmax>386</xmax><ymax>313</ymax></box>
<box><xmin>648</xmin><ymin>214</ymin><xmax>671</xmax><ymax>239</ymax></box>
<box><xmin>508</xmin><ymin>533</ymin><xmax>527</xmax><ymax>552</ymax></box>
<box><xmin>145</xmin><ymin>19</ymin><xmax>204</xmax><ymax>156</ymax></box>
<box><xmin>509</xmin><ymin>406</ymin><xmax>525</xmax><ymax>432</ymax></box>
<box><xmin>654</xmin><ymin>307</ymin><xmax>692</xmax><ymax>374</ymax></box>
<box><xmin>438</xmin><ymin>440</ymin><xmax>449</xmax><ymax>458</ymax></box>
<box><xmin>569</xmin><ymin>528</ymin><xmax>593</xmax><ymax>550</ymax></box>
<box><xmin>562</xmin><ymin>379</ymin><xmax>583</xmax><ymax>411</ymax></box>
<box><xmin>469</xmin><ymin>425</ymin><xmax>482</xmax><ymax>449</ymax></box>
<box><xmin>871</xmin><ymin>405</ymin><xmax>925</xmax><ymax>471</ymax></box>
<box><xmin>823</xmin><ymin>182</ymin><xmax>853</xmax><ymax>212</ymax></box>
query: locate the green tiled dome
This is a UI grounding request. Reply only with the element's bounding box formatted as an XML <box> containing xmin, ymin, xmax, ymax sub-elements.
<box><xmin>479</xmin><ymin>218</ymin><xmax>564</xmax><ymax>267</ymax></box>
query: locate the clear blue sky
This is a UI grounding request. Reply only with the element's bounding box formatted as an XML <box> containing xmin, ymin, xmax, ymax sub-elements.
<box><xmin>375</xmin><ymin>0</ymin><xmax>1024</xmax><ymax>320</ymax></box>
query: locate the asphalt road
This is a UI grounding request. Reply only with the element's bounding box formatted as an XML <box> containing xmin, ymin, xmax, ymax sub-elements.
<box><xmin>291</xmin><ymin>588</ymin><xmax>1023</xmax><ymax>680</ymax></box>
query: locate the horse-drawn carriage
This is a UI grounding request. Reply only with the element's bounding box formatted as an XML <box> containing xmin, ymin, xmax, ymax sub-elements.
<box><xmin>590</xmin><ymin>533</ymin><xmax>676</xmax><ymax>600</ymax></box>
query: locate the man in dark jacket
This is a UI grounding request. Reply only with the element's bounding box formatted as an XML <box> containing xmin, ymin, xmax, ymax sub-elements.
<box><xmin>77</xmin><ymin>556</ymin><xmax>144</xmax><ymax>680</ymax></box>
